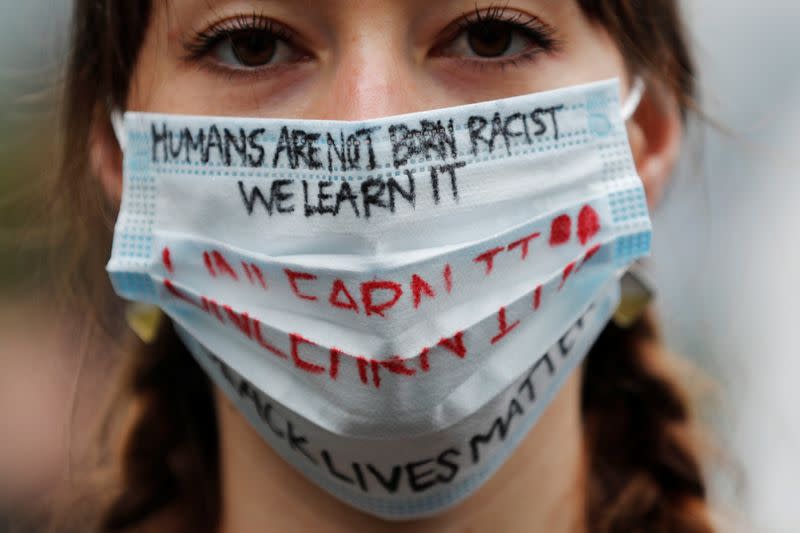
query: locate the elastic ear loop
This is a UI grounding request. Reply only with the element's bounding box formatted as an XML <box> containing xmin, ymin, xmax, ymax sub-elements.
<box><xmin>110</xmin><ymin>109</ymin><xmax>126</xmax><ymax>152</ymax></box>
<box><xmin>621</xmin><ymin>76</ymin><xmax>645</xmax><ymax>122</ymax></box>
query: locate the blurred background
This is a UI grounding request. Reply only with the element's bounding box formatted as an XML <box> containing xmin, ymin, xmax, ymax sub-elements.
<box><xmin>0</xmin><ymin>0</ymin><xmax>798</xmax><ymax>531</ymax></box>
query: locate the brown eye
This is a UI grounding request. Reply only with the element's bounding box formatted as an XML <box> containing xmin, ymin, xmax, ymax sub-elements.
<box><xmin>435</xmin><ymin>13</ymin><xmax>557</xmax><ymax>63</ymax></box>
<box><xmin>201</xmin><ymin>18</ymin><xmax>305</xmax><ymax>70</ymax></box>
<box><xmin>466</xmin><ymin>21</ymin><xmax>513</xmax><ymax>58</ymax></box>
<box><xmin>229</xmin><ymin>30</ymin><xmax>277</xmax><ymax>67</ymax></box>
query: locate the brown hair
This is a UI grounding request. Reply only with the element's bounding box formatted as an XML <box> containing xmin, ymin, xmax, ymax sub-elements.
<box><xmin>56</xmin><ymin>2</ymin><xmax>711</xmax><ymax>531</ymax></box>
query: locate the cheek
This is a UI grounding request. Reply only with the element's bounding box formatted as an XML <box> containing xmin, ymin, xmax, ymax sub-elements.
<box><xmin>544</xmin><ymin>10</ymin><xmax>630</xmax><ymax>91</ymax></box>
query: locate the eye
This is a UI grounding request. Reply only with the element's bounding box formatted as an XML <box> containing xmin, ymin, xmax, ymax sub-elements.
<box><xmin>184</xmin><ymin>15</ymin><xmax>309</xmax><ymax>71</ymax></box>
<box><xmin>462</xmin><ymin>20</ymin><xmax>527</xmax><ymax>58</ymax></box>
<box><xmin>435</xmin><ymin>9</ymin><xmax>560</xmax><ymax>62</ymax></box>
<box><xmin>215</xmin><ymin>29</ymin><xmax>288</xmax><ymax>68</ymax></box>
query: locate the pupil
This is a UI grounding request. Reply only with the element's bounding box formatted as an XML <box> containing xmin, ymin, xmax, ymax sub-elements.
<box><xmin>230</xmin><ymin>31</ymin><xmax>276</xmax><ymax>66</ymax></box>
<box><xmin>467</xmin><ymin>21</ymin><xmax>513</xmax><ymax>58</ymax></box>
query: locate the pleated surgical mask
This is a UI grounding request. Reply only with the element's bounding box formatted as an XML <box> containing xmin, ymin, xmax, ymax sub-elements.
<box><xmin>107</xmin><ymin>77</ymin><xmax>649</xmax><ymax>519</ymax></box>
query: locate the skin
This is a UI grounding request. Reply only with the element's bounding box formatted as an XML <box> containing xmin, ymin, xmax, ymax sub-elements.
<box><xmin>92</xmin><ymin>1</ymin><xmax>683</xmax><ymax>531</ymax></box>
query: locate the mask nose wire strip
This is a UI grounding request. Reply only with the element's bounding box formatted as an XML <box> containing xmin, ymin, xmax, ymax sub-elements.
<box><xmin>621</xmin><ymin>77</ymin><xmax>645</xmax><ymax>122</ymax></box>
<box><xmin>109</xmin><ymin>78</ymin><xmax>646</xmax><ymax>153</ymax></box>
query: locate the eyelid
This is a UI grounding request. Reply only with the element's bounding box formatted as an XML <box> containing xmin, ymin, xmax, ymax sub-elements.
<box><xmin>182</xmin><ymin>13</ymin><xmax>311</xmax><ymax>64</ymax></box>
<box><xmin>430</xmin><ymin>7</ymin><xmax>562</xmax><ymax>60</ymax></box>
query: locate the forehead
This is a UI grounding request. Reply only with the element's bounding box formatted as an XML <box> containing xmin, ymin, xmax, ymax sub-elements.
<box><xmin>158</xmin><ymin>0</ymin><xmax>580</xmax><ymax>26</ymax></box>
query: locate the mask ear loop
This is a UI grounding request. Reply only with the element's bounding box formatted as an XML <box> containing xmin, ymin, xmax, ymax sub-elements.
<box><xmin>110</xmin><ymin>109</ymin><xmax>126</xmax><ymax>152</ymax></box>
<box><xmin>621</xmin><ymin>76</ymin><xmax>645</xmax><ymax>122</ymax></box>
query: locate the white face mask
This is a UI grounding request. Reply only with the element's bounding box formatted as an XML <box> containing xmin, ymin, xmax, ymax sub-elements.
<box><xmin>108</xmin><ymin>78</ymin><xmax>648</xmax><ymax>519</ymax></box>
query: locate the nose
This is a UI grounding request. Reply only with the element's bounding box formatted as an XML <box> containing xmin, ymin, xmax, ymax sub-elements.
<box><xmin>331</xmin><ymin>56</ymin><xmax>417</xmax><ymax>121</ymax></box>
<box><xmin>309</xmin><ymin>20</ymin><xmax>436</xmax><ymax>121</ymax></box>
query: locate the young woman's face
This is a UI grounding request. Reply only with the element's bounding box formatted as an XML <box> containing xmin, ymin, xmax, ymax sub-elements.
<box><xmin>127</xmin><ymin>0</ymin><xmax>630</xmax><ymax>119</ymax></box>
<box><xmin>101</xmin><ymin>0</ymin><xmax>676</xmax><ymax>208</ymax></box>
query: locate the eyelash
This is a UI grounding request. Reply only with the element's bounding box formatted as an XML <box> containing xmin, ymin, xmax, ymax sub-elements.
<box><xmin>441</xmin><ymin>5</ymin><xmax>562</xmax><ymax>68</ymax></box>
<box><xmin>183</xmin><ymin>12</ymin><xmax>303</xmax><ymax>64</ymax></box>
<box><xmin>182</xmin><ymin>6</ymin><xmax>562</xmax><ymax>74</ymax></box>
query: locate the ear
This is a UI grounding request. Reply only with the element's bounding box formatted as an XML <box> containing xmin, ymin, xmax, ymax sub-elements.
<box><xmin>626</xmin><ymin>84</ymin><xmax>682</xmax><ymax>209</ymax></box>
<box><xmin>89</xmin><ymin>107</ymin><xmax>124</xmax><ymax>206</ymax></box>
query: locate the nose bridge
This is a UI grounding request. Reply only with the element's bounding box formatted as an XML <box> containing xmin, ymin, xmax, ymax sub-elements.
<box><xmin>326</xmin><ymin>21</ymin><xmax>420</xmax><ymax>121</ymax></box>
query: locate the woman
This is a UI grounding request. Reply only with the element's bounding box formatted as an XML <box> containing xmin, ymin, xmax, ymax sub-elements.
<box><xmin>57</xmin><ymin>0</ymin><xmax>712</xmax><ymax>531</ymax></box>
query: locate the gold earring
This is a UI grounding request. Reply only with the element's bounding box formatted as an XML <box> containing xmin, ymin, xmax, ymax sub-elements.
<box><xmin>125</xmin><ymin>302</ymin><xmax>164</xmax><ymax>343</ymax></box>
<box><xmin>613</xmin><ymin>262</ymin><xmax>655</xmax><ymax>328</ymax></box>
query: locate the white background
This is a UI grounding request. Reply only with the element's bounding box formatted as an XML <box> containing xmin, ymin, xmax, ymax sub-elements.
<box><xmin>653</xmin><ymin>2</ymin><xmax>800</xmax><ymax>530</ymax></box>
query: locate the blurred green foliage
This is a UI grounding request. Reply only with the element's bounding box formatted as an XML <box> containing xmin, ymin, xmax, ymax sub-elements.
<box><xmin>0</xmin><ymin>1</ymin><xmax>71</xmax><ymax>297</ymax></box>
<box><xmin>0</xmin><ymin>65</ymin><xmax>60</xmax><ymax>295</ymax></box>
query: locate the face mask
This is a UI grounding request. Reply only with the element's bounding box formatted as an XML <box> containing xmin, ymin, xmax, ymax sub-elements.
<box><xmin>107</xmin><ymin>78</ymin><xmax>649</xmax><ymax>519</ymax></box>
